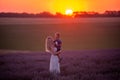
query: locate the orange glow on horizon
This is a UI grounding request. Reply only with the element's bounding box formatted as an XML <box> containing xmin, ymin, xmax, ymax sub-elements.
<box><xmin>0</xmin><ymin>0</ymin><xmax>120</xmax><ymax>14</ymax></box>
<box><xmin>51</xmin><ymin>0</ymin><xmax>88</xmax><ymax>14</ymax></box>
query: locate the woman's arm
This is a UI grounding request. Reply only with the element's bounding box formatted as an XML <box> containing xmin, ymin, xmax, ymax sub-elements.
<box><xmin>50</xmin><ymin>47</ymin><xmax>62</xmax><ymax>55</ymax></box>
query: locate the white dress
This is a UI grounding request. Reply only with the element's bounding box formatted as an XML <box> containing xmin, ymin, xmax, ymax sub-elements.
<box><xmin>49</xmin><ymin>48</ymin><xmax>60</xmax><ymax>75</ymax></box>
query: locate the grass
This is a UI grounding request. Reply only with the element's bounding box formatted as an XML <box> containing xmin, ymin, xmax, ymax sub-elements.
<box><xmin>0</xmin><ymin>49</ymin><xmax>120</xmax><ymax>80</ymax></box>
<box><xmin>0</xmin><ymin>18</ymin><xmax>120</xmax><ymax>51</ymax></box>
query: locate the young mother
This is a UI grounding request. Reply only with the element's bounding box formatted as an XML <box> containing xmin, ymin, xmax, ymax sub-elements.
<box><xmin>45</xmin><ymin>34</ymin><xmax>62</xmax><ymax>76</ymax></box>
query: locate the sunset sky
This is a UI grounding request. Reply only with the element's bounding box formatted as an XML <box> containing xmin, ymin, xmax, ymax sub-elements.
<box><xmin>0</xmin><ymin>0</ymin><xmax>120</xmax><ymax>14</ymax></box>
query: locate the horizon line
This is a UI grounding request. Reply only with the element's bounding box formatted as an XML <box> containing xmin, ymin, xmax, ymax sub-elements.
<box><xmin>0</xmin><ymin>10</ymin><xmax>120</xmax><ymax>14</ymax></box>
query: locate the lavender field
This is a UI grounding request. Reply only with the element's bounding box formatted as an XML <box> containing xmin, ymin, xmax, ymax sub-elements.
<box><xmin>0</xmin><ymin>49</ymin><xmax>120</xmax><ymax>80</ymax></box>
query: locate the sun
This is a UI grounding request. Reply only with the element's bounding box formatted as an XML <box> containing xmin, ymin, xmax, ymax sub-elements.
<box><xmin>65</xmin><ymin>9</ymin><xmax>73</xmax><ymax>15</ymax></box>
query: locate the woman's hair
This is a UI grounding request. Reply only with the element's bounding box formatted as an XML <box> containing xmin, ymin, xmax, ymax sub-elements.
<box><xmin>45</xmin><ymin>36</ymin><xmax>54</xmax><ymax>52</ymax></box>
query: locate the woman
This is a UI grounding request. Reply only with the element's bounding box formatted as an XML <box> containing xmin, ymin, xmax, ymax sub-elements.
<box><xmin>45</xmin><ymin>36</ymin><xmax>61</xmax><ymax>76</ymax></box>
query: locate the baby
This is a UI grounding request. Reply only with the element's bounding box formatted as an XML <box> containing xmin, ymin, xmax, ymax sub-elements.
<box><xmin>54</xmin><ymin>32</ymin><xmax>62</xmax><ymax>63</ymax></box>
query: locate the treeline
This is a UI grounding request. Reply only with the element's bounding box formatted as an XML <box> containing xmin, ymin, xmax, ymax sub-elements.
<box><xmin>0</xmin><ymin>12</ymin><xmax>55</xmax><ymax>18</ymax></box>
<box><xmin>74</xmin><ymin>11</ymin><xmax>120</xmax><ymax>17</ymax></box>
<box><xmin>0</xmin><ymin>11</ymin><xmax>120</xmax><ymax>18</ymax></box>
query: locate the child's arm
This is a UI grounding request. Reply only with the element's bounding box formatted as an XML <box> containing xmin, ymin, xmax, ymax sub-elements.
<box><xmin>55</xmin><ymin>50</ymin><xmax>62</xmax><ymax>55</ymax></box>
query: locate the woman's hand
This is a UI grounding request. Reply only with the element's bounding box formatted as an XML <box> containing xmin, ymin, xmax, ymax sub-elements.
<box><xmin>55</xmin><ymin>50</ymin><xmax>62</xmax><ymax>55</ymax></box>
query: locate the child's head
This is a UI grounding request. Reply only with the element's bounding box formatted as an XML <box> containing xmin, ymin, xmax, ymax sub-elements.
<box><xmin>55</xmin><ymin>32</ymin><xmax>60</xmax><ymax>39</ymax></box>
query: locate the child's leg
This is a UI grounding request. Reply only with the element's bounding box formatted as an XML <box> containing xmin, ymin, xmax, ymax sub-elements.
<box><xmin>57</xmin><ymin>54</ymin><xmax>61</xmax><ymax>63</ymax></box>
<box><xmin>57</xmin><ymin>55</ymin><xmax>60</xmax><ymax>61</ymax></box>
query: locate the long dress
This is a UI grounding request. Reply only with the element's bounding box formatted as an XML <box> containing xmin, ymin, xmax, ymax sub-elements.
<box><xmin>49</xmin><ymin>48</ymin><xmax>60</xmax><ymax>75</ymax></box>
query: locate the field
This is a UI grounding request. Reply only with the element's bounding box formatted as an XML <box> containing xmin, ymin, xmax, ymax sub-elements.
<box><xmin>0</xmin><ymin>18</ymin><xmax>120</xmax><ymax>51</ymax></box>
<box><xmin>0</xmin><ymin>18</ymin><xmax>120</xmax><ymax>80</ymax></box>
<box><xmin>0</xmin><ymin>49</ymin><xmax>120</xmax><ymax>80</ymax></box>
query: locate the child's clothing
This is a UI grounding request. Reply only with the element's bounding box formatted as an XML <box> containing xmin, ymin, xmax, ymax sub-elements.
<box><xmin>54</xmin><ymin>39</ymin><xmax>62</xmax><ymax>62</ymax></box>
<box><xmin>54</xmin><ymin>39</ymin><xmax>62</xmax><ymax>52</ymax></box>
